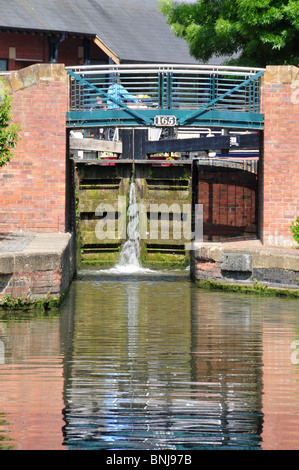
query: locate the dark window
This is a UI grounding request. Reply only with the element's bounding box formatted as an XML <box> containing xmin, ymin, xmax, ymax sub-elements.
<box><xmin>48</xmin><ymin>36</ymin><xmax>58</xmax><ymax>63</ymax></box>
<box><xmin>0</xmin><ymin>59</ymin><xmax>8</xmax><ymax>71</ymax></box>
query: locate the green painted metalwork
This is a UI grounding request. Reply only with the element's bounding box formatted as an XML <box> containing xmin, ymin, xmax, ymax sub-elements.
<box><xmin>178</xmin><ymin>70</ymin><xmax>264</xmax><ymax>125</ymax></box>
<box><xmin>67</xmin><ymin>70</ymin><xmax>152</xmax><ymax>126</ymax></box>
<box><xmin>66</xmin><ymin>64</ymin><xmax>265</xmax><ymax>129</ymax></box>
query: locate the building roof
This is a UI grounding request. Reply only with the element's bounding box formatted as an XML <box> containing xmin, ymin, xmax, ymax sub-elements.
<box><xmin>0</xmin><ymin>0</ymin><xmax>202</xmax><ymax>64</ymax></box>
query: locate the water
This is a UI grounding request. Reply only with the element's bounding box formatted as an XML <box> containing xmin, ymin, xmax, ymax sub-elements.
<box><xmin>0</xmin><ymin>182</ymin><xmax>299</xmax><ymax>450</ymax></box>
<box><xmin>101</xmin><ymin>179</ymin><xmax>152</xmax><ymax>276</ymax></box>
<box><xmin>0</xmin><ymin>273</ymin><xmax>299</xmax><ymax>451</ymax></box>
<box><xmin>116</xmin><ymin>179</ymin><xmax>142</xmax><ymax>272</ymax></box>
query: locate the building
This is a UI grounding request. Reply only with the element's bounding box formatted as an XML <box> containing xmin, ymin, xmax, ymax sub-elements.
<box><xmin>0</xmin><ymin>0</ymin><xmax>200</xmax><ymax>71</ymax></box>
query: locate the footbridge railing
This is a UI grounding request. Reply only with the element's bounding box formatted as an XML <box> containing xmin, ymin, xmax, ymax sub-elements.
<box><xmin>66</xmin><ymin>64</ymin><xmax>265</xmax><ymax>130</ymax></box>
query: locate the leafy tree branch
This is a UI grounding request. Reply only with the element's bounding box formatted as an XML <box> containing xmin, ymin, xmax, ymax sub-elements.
<box><xmin>160</xmin><ymin>0</ymin><xmax>299</xmax><ymax>67</ymax></box>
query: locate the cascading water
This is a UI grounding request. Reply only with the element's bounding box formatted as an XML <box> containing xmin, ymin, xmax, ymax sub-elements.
<box><xmin>117</xmin><ymin>179</ymin><xmax>141</xmax><ymax>270</ymax></box>
<box><xmin>95</xmin><ymin>178</ymin><xmax>154</xmax><ymax>274</ymax></box>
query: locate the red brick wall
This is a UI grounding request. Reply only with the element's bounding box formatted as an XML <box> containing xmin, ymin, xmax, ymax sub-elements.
<box><xmin>261</xmin><ymin>66</ymin><xmax>299</xmax><ymax>247</ymax></box>
<box><xmin>58</xmin><ymin>38</ymin><xmax>108</xmax><ymax>67</ymax></box>
<box><xmin>197</xmin><ymin>166</ymin><xmax>258</xmax><ymax>241</ymax></box>
<box><xmin>1</xmin><ymin>269</ymin><xmax>63</xmax><ymax>299</ymax></box>
<box><xmin>0</xmin><ymin>64</ymin><xmax>68</xmax><ymax>233</ymax></box>
<box><xmin>0</xmin><ymin>32</ymin><xmax>48</xmax><ymax>70</ymax></box>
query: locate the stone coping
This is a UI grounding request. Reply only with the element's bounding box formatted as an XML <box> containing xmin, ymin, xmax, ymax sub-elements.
<box><xmin>0</xmin><ymin>232</ymin><xmax>73</xmax><ymax>274</ymax></box>
<box><xmin>193</xmin><ymin>240</ymin><xmax>299</xmax><ymax>272</ymax></box>
<box><xmin>3</xmin><ymin>63</ymin><xmax>67</xmax><ymax>94</ymax></box>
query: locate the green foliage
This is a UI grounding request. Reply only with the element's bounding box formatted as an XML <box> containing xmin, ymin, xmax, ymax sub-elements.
<box><xmin>159</xmin><ymin>0</ymin><xmax>299</xmax><ymax>67</ymax></box>
<box><xmin>290</xmin><ymin>217</ymin><xmax>299</xmax><ymax>245</ymax></box>
<box><xmin>1</xmin><ymin>295</ymin><xmax>32</xmax><ymax>310</ymax></box>
<box><xmin>0</xmin><ymin>295</ymin><xmax>60</xmax><ymax>311</ymax></box>
<box><xmin>0</xmin><ymin>80</ymin><xmax>20</xmax><ymax>168</ymax></box>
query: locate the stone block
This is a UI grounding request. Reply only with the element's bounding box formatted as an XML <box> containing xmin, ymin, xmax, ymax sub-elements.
<box><xmin>0</xmin><ymin>256</ymin><xmax>14</xmax><ymax>274</ymax></box>
<box><xmin>221</xmin><ymin>253</ymin><xmax>252</xmax><ymax>273</ymax></box>
<box><xmin>7</xmin><ymin>71</ymin><xmax>24</xmax><ymax>92</ymax></box>
<box><xmin>51</xmin><ymin>64</ymin><xmax>67</xmax><ymax>83</ymax></box>
<box><xmin>13</xmin><ymin>252</ymin><xmax>61</xmax><ymax>273</ymax></box>
<box><xmin>264</xmin><ymin>65</ymin><xmax>299</xmax><ymax>85</ymax></box>
<box><xmin>19</xmin><ymin>66</ymin><xmax>39</xmax><ymax>89</ymax></box>
<box><xmin>37</xmin><ymin>64</ymin><xmax>54</xmax><ymax>82</ymax></box>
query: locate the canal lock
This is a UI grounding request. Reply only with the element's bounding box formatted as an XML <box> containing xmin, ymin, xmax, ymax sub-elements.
<box><xmin>71</xmin><ymin>129</ymin><xmax>192</xmax><ymax>270</ymax></box>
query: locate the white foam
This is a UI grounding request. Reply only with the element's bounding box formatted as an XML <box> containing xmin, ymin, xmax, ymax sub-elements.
<box><xmin>100</xmin><ymin>264</ymin><xmax>155</xmax><ymax>275</ymax></box>
<box><xmin>116</xmin><ymin>179</ymin><xmax>142</xmax><ymax>271</ymax></box>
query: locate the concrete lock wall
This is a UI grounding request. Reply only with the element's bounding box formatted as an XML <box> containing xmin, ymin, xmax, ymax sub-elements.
<box><xmin>0</xmin><ymin>232</ymin><xmax>76</xmax><ymax>302</ymax></box>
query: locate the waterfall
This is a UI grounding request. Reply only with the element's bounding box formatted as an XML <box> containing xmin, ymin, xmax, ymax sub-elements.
<box><xmin>116</xmin><ymin>179</ymin><xmax>142</xmax><ymax>271</ymax></box>
<box><xmin>96</xmin><ymin>178</ymin><xmax>154</xmax><ymax>274</ymax></box>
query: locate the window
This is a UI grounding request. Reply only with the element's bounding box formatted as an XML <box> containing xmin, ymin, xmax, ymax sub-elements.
<box><xmin>0</xmin><ymin>59</ymin><xmax>8</xmax><ymax>71</ymax></box>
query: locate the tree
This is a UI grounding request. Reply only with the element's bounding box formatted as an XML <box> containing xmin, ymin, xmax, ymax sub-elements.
<box><xmin>0</xmin><ymin>80</ymin><xmax>20</xmax><ymax>168</ymax></box>
<box><xmin>160</xmin><ymin>0</ymin><xmax>299</xmax><ymax>67</ymax></box>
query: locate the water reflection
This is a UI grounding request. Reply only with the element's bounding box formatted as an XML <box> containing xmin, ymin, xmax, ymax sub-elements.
<box><xmin>261</xmin><ymin>309</ymin><xmax>299</xmax><ymax>450</ymax></box>
<box><xmin>0</xmin><ymin>274</ymin><xmax>298</xmax><ymax>450</ymax></box>
<box><xmin>0</xmin><ymin>313</ymin><xmax>65</xmax><ymax>450</ymax></box>
<box><xmin>61</xmin><ymin>274</ymin><xmax>193</xmax><ymax>450</ymax></box>
<box><xmin>190</xmin><ymin>293</ymin><xmax>264</xmax><ymax>449</ymax></box>
<box><xmin>61</xmin><ymin>274</ymin><xmax>263</xmax><ymax>450</ymax></box>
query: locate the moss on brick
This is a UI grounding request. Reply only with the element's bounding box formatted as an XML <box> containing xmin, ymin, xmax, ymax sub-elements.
<box><xmin>195</xmin><ymin>279</ymin><xmax>299</xmax><ymax>298</ymax></box>
<box><xmin>0</xmin><ymin>293</ymin><xmax>65</xmax><ymax>312</ymax></box>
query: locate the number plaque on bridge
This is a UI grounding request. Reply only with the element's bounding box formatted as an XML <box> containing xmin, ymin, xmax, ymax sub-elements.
<box><xmin>154</xmin><ymin>115</ymin><xmax>177</xmax><ymax>127</ymax></box>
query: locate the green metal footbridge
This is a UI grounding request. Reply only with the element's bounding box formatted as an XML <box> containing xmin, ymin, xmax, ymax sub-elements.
<box><xmin>67</xmin><ymin>64</ymin><xmax>265</xmax><ymax>266</ymax></box>
<box><xmin>66</xmin><ymin>63</ymin><xmax>265</xmax><ymax>130</ymax></box>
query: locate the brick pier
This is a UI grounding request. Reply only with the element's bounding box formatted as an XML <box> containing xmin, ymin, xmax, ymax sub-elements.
<box><xmin>260</xmin><ymin>65</ymin><xmax>299</xmax><ymax>247</ymax></box>
<box><xmin>0</xmin><ymin>64</ymin><xmax>68</xmax><ymax>232</ymax></box>
<box><xmin>0</xmin><ymin>64</ymin><xmax>73</xmax><ymax>304</ymax></box>
<box><xmin>192</xmin><ymin>65</ymin><xmax>299</xmax><ymax>289</ymax></box>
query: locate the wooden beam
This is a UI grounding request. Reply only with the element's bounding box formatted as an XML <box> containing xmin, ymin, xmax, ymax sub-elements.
<box><xmin>145</xmin><ymin>133</ymin><xmax>260</xmax><ymax>155</ymax></box>
<box><xmin>70</xmin><ymin>137</ymin><xmax>122</xmax><ymax>154</ymax></box>
<box><xmin>71</xmin><ymin>158</ymin><xmax>192</xmax><ymax>166</ymax></box>
<box><xmin>93</xmin><ymin>36</ymin><xmax>120</xmax><ymax>64</ymax></box>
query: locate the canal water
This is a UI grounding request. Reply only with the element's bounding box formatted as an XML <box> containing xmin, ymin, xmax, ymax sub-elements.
<box><xmin>0</xmin><ymin>269</ymin><xmax>299</xmax><ymax>450</ymax></box>
<box><xmin>1</xmin><ymin>182</ymin><xmax>299</xmax><ymax>451</ymax></box>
